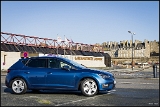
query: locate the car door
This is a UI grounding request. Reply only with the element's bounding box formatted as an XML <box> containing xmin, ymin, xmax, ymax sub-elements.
<box><xmin>46</xmin><ymin>58</ymin><xmax>77</xmax><ymax>89</ymax></box>
<box><xmin>24</xmin><ymin>58</ymin><xmax>47</xmax><ymax>88</ymax></box>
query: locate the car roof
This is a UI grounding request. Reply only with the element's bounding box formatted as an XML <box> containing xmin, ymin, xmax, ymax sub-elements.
<box><xmin>28</xmin><ymin>55</ymin><xmax>66</xmax><ymax>60</ymax></box>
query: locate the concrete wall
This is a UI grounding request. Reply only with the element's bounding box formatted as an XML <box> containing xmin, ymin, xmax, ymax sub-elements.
<box><xmin>1</xmin><ymin>51</ymin><xmax>21</xmax><ymax>71</ymax></box>
<box><xmin>1</xmin><ymin>52</ymin><xmax>106</xmax><ymax>71</ymax></box>
<box><xmin>72</xmin><ymin>56</ymin><xmax>106</xmax><ymax>67</ymax></box>
<box><xmin>39</xmin><ymin>53</ymin><xmax>106</xmax><ymax>67</ymax></box>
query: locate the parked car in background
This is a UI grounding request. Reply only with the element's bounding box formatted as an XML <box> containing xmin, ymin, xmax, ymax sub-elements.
<box><xmin>5</xmin><ymin>56</ymin><xmax>116</xmax><ymax>97</ymax></box>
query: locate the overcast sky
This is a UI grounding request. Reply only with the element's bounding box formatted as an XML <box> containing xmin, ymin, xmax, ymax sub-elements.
<box><xmin>1</xmin><ymin>1</ymin><xmax>159</xmax><ymax>45</ymax></box>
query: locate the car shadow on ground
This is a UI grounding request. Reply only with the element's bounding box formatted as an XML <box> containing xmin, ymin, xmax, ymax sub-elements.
<box><xmin>3</xmin><ymin>88</ymin><xmax>110</xmax><ymax>96</ymax></box>
<box><xmin>3</xmin><ymin>88</ymin><xmax>84</xmax><ymax>96</ymax></box>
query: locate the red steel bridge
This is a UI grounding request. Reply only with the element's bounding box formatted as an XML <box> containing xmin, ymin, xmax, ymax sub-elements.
<box><xmin>1</xmin><ymin>32</ymin><xmax>111</xmax><ymax>66</ymax></box>
<box><xmin>1</xmin><ymin>32</ymin><xmax>103</xmax><ymax>52</ymax></box>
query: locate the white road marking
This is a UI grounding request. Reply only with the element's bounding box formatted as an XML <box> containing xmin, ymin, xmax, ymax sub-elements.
<box><xmin>140</xmin><ymin>83</ymin><xmax>154</xmax><ymax>84</ymax></box>
<box><xmin>111</xmin><ymin>89</ymin><xmax>116</xmax><ymax>91</ymax></box>
<box><xmin>23</xmin><ymin>96</ymin><xmax>39</xmax><ymax>99</ymax></box>
<box><xmin>29</xmin><ymin>96</ymin><xmax>38</xmax><ymax>98</ymax></box>
<box><xmin>2</xmin><ymin>86</ymin><xmax>7</xmax><ymax>88</ymax></box>
<box><xmin>119</xmin><ymin>82</ymin><xmax>132</xmax><ymax>84</ymax></box>
<box><xmin>55</xmin><ymin>94</ymin><xmax>104</xmax><ymax>106</ymax></box>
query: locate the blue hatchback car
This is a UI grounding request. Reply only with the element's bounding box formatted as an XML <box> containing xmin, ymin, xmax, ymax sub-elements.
<box><xmin>5</xmin><ymin>56</ymin><xmax>116</xmax><ymax>97</ymax></box>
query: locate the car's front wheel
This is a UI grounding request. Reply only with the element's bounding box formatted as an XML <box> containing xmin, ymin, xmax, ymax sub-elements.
<box><xmin>80</xmin><ymin>78</ymin><xmax>98</xmax><ymax>97</ymax></box>
<box><xmin>11</xmin><ymin>78</ymin><xmax>27</xmax><ymax>94</ymax></box>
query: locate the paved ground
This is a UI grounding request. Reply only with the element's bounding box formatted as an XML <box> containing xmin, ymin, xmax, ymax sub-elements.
<box><xmin>90</xmin><ymin>67</ymin><xmax>159</xmax><ymax>79</ymax></box>
<box><xmin>1</xmin><ymin>68</ymin><xmax>159</xmax><ymax>106</ymax></box>
<box><xmin>1</xmin><ymin>75</ymin><xmax>159</xmax><ymax>106</ymax></box>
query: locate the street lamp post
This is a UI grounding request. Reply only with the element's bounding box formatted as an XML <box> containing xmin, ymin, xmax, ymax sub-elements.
<box><xmin>128</xmin><ymin>31</ymin><xmax>136</xmax><ymax>70</ymax></box>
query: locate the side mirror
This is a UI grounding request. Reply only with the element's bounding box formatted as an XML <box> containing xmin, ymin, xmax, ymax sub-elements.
<box><xmin>62</xmin><ymin>65</ymin><xmax>70</xmax><ymax>71</ymax></box>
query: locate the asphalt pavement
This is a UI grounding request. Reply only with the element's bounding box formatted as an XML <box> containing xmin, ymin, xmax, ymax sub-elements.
<box><xmin>1</xmin><ymin>67</ymin><xmax>159</xmax><ymax>106</ymax></box>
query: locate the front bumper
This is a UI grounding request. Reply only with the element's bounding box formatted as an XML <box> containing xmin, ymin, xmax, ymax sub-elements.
<box><xmin>99</xmin><ymin>80</ymin><xmax>116</xmax><ymax>91</ymax></box>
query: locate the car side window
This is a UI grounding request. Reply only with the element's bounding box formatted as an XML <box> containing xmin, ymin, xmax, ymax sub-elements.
<box><xmin>48</xmin><ymin>58</ymin><xmax>76</xmax><ymax>70</ymax></box>
<box><xmin>60</xmin><ymin>61</ymin><xmax>71</xmax><ymax>69</ymax></box>
<box><xmin>49</xmin><ymin>59</ymin><xmax>60</xmax><ymax>68</ymax></box>
<box><xmin>26</xmin><ymin>58</ymin><xmax>47</xmax><ymax>68</ymax></box>
<box><xmin>59</xmin><ymin>60</ymin><xmax>76</xmax><ymax>70</ymax></box>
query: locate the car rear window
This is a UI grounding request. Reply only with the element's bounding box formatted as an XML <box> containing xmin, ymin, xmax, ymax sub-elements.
<box><xmin>22</xmin><ymin>59</ymin><xmax>30</xmax><ymax>65</ymax></box>
<box><xmin>26</xmin><ymin>58</ymin><xmax>47</xmax><ymax>68</ymax></box>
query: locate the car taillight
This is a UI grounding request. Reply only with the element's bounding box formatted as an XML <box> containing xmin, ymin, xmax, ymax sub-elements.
<box><xmin>7</xmin><ymin>69</ymin><xmax>10</xmax><ymax>73</ymax></box>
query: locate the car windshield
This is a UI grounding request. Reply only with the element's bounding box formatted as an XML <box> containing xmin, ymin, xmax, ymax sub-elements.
<box><xmin>62</xmin><ymin>57</ymin><xmax>87</xmax><ymax>69</ymax></box>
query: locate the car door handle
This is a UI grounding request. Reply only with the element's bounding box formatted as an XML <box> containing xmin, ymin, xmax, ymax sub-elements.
<box><xmin>24</xmin><ymin>71</ymin><xmax>30</xmax><ymax>74</ymax></box>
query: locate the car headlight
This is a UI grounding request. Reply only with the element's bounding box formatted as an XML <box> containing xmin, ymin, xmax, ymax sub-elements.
<box><xmin>98</xmin><ymin>74</ymin><xmax>111</xmax><ymax>79</ymax></box>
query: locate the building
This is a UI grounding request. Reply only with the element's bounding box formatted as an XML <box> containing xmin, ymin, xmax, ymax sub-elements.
<box><xmin>103</xmin><ymin>39</ymin><xmax>159</xmax><ymax>67</ymax></box>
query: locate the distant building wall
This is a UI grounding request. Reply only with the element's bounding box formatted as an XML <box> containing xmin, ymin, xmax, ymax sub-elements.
<box><xmin>103</xmin><ymin>40</ymin><xmax>159</xmax><ymax>67</ymax></box>
<box><xmin>150</xmin><ymin>40</ymin><xmax>159</xmax><ymax>53</ymax></box>
<box><xmin>104</xmin><ymin>39</ymin><xmax>159</xmax><ymax>59</ymax></box>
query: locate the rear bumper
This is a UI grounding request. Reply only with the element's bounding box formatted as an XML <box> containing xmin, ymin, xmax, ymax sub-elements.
<box><xmin>5</xmin><ymin>78</ymin><xmax>10</xmax><ymax>88</ymax></box>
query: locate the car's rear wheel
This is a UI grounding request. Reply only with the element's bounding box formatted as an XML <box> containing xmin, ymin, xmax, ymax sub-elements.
<box><xmin>11</xmin><ymin>78</ymin><xmax>27</xmax><ymax>94</ymax></box>
<box><xmin>80</xmin><ymin>78</ymin><xmax>98</xmax><ymax>97</ymax></box>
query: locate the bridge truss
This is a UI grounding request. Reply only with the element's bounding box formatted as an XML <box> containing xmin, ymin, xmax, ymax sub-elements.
<box><xmin>1</xmin><ymin>32</ymin><xmax>103</xmax><ymax>52</ymax></box>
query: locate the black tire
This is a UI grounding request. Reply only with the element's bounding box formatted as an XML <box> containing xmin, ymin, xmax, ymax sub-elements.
<box><xmin>11</xmin><ymin>78</ymin><xmax>27</xmax><ymax>94</ymax></box>
<box><xmin>80</xmin><ymin>78</ymin><xmax>98</xmax><ymax>97</ymax></box>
